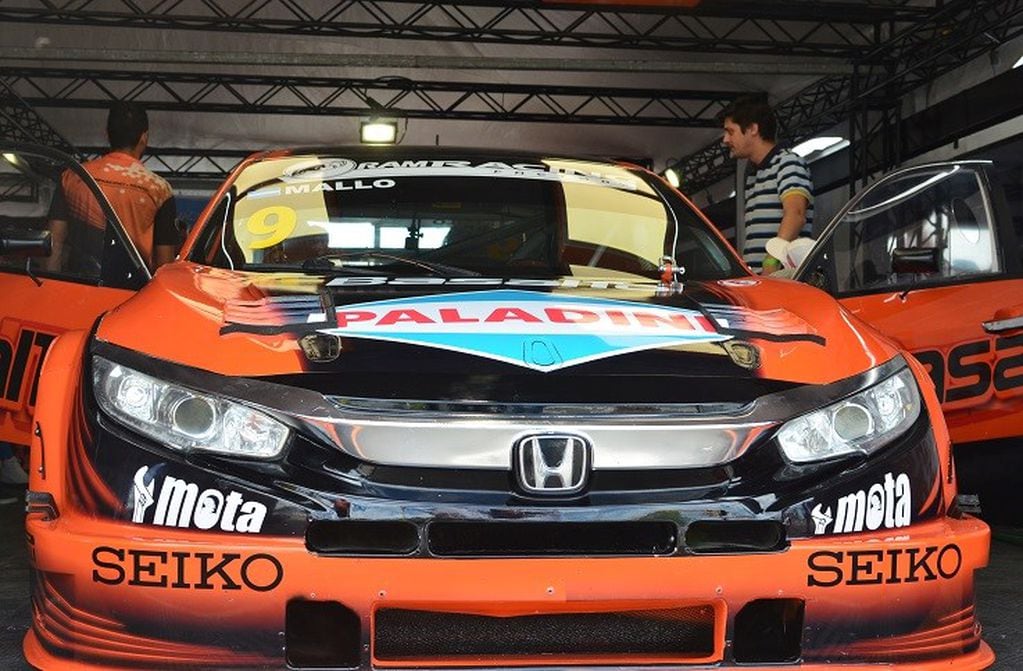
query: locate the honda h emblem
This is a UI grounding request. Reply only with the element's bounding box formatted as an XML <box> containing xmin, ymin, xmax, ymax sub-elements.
<box><xmin>514</xmin><ymin>434</ymin><xmax>591</xmax><ymax>495</ymax></box>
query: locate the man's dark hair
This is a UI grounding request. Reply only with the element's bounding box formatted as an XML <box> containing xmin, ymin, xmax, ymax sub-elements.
<box><xmin>107</xmin><ymin>101</ymin><xmax>149</xmax><ymax>150</ymax></box>
<box><xmin>718</xmin><ymin>96</ymin><xmax>777</xmax><ymax>142</ymax></box>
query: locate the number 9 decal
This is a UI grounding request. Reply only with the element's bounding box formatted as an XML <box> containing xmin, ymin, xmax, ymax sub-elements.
<box><xmin>246</xmin><ymin>206</ymin><xmax>297</xmax><ymax>249</ymax></box>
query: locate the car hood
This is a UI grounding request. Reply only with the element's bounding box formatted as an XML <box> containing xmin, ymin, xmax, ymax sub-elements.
<box><xmin>94</xmin><ymin>263</ymin><xmax>899</xmax><ymax>402</ymax></box>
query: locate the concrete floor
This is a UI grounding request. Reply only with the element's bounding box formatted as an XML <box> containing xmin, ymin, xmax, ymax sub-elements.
<box><xmin>1</xmin><ymin>490</ymin><xmax>1020</xmax><ymax>670</ymax></box>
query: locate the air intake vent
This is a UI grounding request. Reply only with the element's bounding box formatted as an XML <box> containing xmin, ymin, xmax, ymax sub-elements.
<box><xmin>428</xmin><ymin>521</ymin><xmax>678</xmax><ymax>556</ymax></box>
<box><xmin>684</xmin><ymin>520</ymin><xmax>787</xmax><ymax>554</ymax></box>
<box><xmin>306</xmin><ymin>520</ymin><xmax>419</xmax><ymax>555</ymax></box>
<box><xmin>287</xmin><ymin>600</ymin><xmax>361</xmax><ymax>668</ymax></box>
<box><xmin>733</xmin><ymin>599</ymin><xmax>804</xmax><ymax>663</ymax></box>
<box><xmin>374</xmin><ymin>605</ymin><xmax>719</xmax><ymax>666</ymax></box>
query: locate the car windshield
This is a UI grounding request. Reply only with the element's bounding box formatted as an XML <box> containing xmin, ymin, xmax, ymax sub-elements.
<box><xmin>191</xmin><ymin>153</ymin><xmax>744</xmax><ymax>281</ymax></box>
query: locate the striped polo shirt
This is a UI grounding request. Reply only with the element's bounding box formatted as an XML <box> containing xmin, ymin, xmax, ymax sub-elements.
<box><xmin>742</xmin><ymin>146</ymin><xmax>814</xmax><ymax>272</ymax></box>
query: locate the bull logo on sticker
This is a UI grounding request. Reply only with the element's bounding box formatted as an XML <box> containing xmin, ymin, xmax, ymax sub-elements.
<box><xmin>811</xmin><ymin>471</ymin><xmax>911</xmax><ymax>535</ymax></box>
<box><xmin>130</xmin><ymin>465</ymin><xmax>268</xmax><ymax>533</ymax></box>
<box><xmin>281</xmin><ymin>157</ymin><xmax>356</xmax><ymax>182</ymax></box>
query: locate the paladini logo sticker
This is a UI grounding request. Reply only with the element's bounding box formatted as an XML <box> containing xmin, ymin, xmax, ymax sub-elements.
<box><xmin>811</xmin><ymin>471</ymin><xmax>911</xmax><ymax>535</ymax></box>
<box><xmin>310</xmin><ymin>289</ymin><xmax>729</xmax><ymax>371</ymax></box>
<box><xmin>131</xmin><ymin>465</ymin><xmax>268</xmax><ymax>534</ymax></box>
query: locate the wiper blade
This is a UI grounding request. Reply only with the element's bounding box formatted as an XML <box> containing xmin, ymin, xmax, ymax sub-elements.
<box><xmin>244</xmin><ymin>262</ymin><xmax>387</xmax><ymax>276</ymax></box>
<box><xmin>301</xmin><ymin>252</ymin><xmax>479</xmax><ymax>277</ymax></box>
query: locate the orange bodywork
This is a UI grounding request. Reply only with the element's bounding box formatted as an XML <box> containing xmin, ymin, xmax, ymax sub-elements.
<box><xmin>0</xmin><ymin>275</ymin><xmax>132</xmax><ymax>445</ymax></box>
<box><xmin>23</xmin><ymin>314</ymin><xmax>993</xmax><ymax>669</ymax></box>
<box><xmin>14</xmin><ymin>150</ymin><xmax>995</xmax><ymax>669</ymax></box>
<box><xmin>841</xmin><ymin>280</ymin><xmax>1023</xmax><ymax>445</ymax></box>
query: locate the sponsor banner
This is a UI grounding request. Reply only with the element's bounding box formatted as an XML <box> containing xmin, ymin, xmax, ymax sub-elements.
<box><xmin>270</xmin><ymin>158</ymin><xmax>640</xmax><ymax>191</ymax></box>
<box><xmin>807</xmin><ymin>543</ymin><xmax>962</xmax><ymax>587</ymax></box>
<box><xmin>130</xmin><ymin>465</ymin><xmax>268</xmax><ymax>534</ymax></box>
<box><xmin>811</xmin><ymin>471</ymin><xmax>911</xmax><ymax>536</ymax></box>
<box><xmin>268</xmin><ymin>159</ymin><xmax>638</xmax><ymax>191</ymax></box>
<box><xmin>0</xmin><ymin>321</ymin><xmax>57</xmax><ymax>412</ymax></box>
<box><xmin>312</xmin><ymin>289</ymin><xmax>729</xmax><ymax>371</ymax></box>
<box><xmin>92</xmin><ymin>546</ymin><xmax>283</xmax><ymax>591</ymax></box>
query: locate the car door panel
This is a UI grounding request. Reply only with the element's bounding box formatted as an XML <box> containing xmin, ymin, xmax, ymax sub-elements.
<box><xmin>0</xmin><ymin>276</ymin><xmax>135</xmax><ymax>443</ymax></box>
<box><xmin>841</xmin><ymin>282</ymin><xmax>1023</xmax><ymax>444</ymax></box>
<box><xmin>797</xmin><ymin>161</ymin><xmax>1023</xmax><ymax>447</ymax></box>
<box><xmin>0</xmin><ymin>143</ymin><xmax>147</xmax><ymax>446</ymax></box>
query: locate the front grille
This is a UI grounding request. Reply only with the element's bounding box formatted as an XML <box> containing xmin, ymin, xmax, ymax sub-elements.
<box><xmin>329</xmin><ymin>395</ymin><xmax>749</xmax><ymax>419</ymax></box>
<box><xmin>428</xmin><ymin>521</ymin><xmax>677</xmax><ymax>556</ymax></box>
<box><xmin>373</xmin><ymin>604</ymin><xmax>719</xmax><ymax>666</ymax></box>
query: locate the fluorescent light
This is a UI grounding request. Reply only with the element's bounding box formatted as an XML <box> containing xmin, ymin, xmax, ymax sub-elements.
<box><xmin>792</xmin><ymin>136</ymin><xmax>845</xmax><ymax>157</ymax></box>
<box><xmin>664</xmin><ymin>168</ymin><xmax>680</xmax><ymax>188</ymax></box>
<box><xmin>1014</xmin><ymin>54</ymin><xmax>1023</xmax><ymax>69</ymax></box>
<box><xmin>360</xmin><ymin>120</ymin><xmax>398</xmax><ymax>144</ymax></box>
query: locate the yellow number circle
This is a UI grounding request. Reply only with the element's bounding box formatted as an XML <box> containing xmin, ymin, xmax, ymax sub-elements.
<box><xmin>246</xmin><ymin>206</ymin><xmax>297</xmax><ymax>250</ymax></box>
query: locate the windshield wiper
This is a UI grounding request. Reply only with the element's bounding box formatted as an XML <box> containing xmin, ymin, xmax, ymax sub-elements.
<box><xmin>245</xmin><ymin>262</ymin><xmax>388</xmax><ymax>276</ymax></box>
<box><xmin>301</xmin><ymin>252</ymin><xmax>480</xmax><ymax>277</ymax></box>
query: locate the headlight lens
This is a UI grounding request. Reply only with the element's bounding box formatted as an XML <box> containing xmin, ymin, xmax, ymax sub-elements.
<box><xmin>776</xmin><ymin>367</ymin><xmax>921</xmax><ymax>463</ymax></box>
<box><xmin>92</xmin><ymin>356</ymin><xmax>289</xmax><ymax>458</ymax></box>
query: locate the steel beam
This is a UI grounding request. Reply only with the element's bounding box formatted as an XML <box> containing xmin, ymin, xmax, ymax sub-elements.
<box><xmin>672</xmin><ymin>0</ymin><xmax>1023</xmax><ymax>195</ymax></box>
<box><xmin>1</xmin><ymin>67</ymin><xmax>741</xmax><ymax>127</ymax></box>
<box><xmin>0</xmin><ymin>0</ymin><xmax>923</xmax><ymax>57</ymax></box>
<box><xmin>0</xmin><ymin>46</ymin><xmax>854</xmax><ymax>76</ymax></box>
<box><xmin>0</xmin><ymin>78</ymin><xmax>75</xmax><ymax>154</ymax></box>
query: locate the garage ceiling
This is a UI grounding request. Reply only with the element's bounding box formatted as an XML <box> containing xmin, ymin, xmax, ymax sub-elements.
<box><xmin>1</xmin><ymin>0</ymin><xmax>1022</xmax><ymax>195</ymax></box>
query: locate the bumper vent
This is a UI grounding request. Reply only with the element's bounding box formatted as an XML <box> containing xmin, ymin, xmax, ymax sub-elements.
<box><xmin>286</xmin><ymin>600</ymin><xmax>361</xmax><ymax>668</ymax></box>
<box><xmin>306</xmin><ymin>520</ymin><xmax>419</xmax><ymax>555</ymax></box>
<box><xmin>733</xmin><ymin>598</ymin><xmax>804</xmax><ymax>663</ymax></box>
<box><xmin>428</xmin><ymin>521</ymin><xmax>678</xmax><ymax>556</ymax></box>
<box><xmin>374</xmin><ymin>605</ymin><xmax>718</xmax><ymax>666</ymax></box>
<box><xmin>684</xmin><ymin>520</ymin><xmax>788</xmax><ymax>554</ymax></box>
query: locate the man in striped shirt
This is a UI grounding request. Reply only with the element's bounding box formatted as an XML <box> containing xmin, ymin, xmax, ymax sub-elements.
<box><xmin>719</xmin><ymin>98</ymin><xmax>813</xmax><ymax>274</ymax></box>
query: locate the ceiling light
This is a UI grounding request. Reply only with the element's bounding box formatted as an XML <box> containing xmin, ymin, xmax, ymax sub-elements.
<box><xmin>664</xmin><ymin>168</ymin><xmax>680</xmax><ymax>188</ymax></box>
<box><xmin>2</xmin><ymin>152</ymin><xmax>18</xmax><ymax>164</ymax></box>
<box><xmin>1014</xmin><ymin>54</ymin><xmax>1023</xmax><ymax>69</ymax></box>
<box><xmin>792</xmin><ymin>136</ymin><xmax>845</xmax><ymax>157</ymax></box>
<box><xmin>360</xmin><ymin>119</ymin><xmax>398</xmax><ymax>145</ymax></box>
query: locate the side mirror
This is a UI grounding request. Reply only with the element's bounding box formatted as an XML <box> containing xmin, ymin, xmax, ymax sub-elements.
<box><xmin>891</xmin><ymin>247</ymin><xmax>940</xmax><ymax>274</ymax></box>
<box><xmin>0</xmin><ymin>230</ymin><xmax>52</xmax><ymax>257</ymax></box>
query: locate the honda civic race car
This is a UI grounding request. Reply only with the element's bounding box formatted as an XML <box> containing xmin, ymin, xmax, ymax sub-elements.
<box><xmin>17</xmin><ymin>148</ymin><xmax>991</xmax><ymax>669</ymax></box>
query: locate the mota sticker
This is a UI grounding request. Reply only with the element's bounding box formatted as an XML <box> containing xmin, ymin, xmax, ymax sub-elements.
<box><xmin>313</xmin><ymin>289</ymin><xmax>729</xmax><ymax>371</ymax></box>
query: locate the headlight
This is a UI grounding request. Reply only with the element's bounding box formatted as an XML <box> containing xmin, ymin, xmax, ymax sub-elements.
<box><xmin>776</xmin><ymin>367</ymin><xmax>921</xmax><ymax>463</ymax></box>
<box><xmin>92</xmin><ymin>356</ymin><xmax>289</xmax><ymax>459</ymax></box>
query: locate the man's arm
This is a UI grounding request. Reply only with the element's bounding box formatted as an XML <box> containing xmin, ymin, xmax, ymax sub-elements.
<box><xmin>43</xmin><ymin>218</ymin><xmax>68</xmax><ymax>272</ymax></box>
<box><xmin>44</xmin><ymin>182</ymin><xmax>71</xmax><ymax>273</ymax></box>
<box><xmin>778</xmin><ymin>192</ymin><xmax>809</xmax><ymax>241</ymax></box>
<box><xmin>761</xmin><ymin>194</ymin><xmax>809</xmax><ymax>275</ymax></box>
<box><xmin>152</xmin><ymin>197</ymin><xmax>179</xmax><ymax>270</ymax></box>
<box><xmin>775</xmin><ymin>153</ymin><xmax>813</xmax><ymax>242</ymax></box>
<box><xmin>153</xmin><ymin>244</ymin><xmax>177</xmax><ymax>268</ymax></box>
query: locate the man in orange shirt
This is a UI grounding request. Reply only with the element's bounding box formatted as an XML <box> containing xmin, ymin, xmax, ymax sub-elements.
<box><xmin>47</xmin><ymin>102</ymin><xmax>178</xmax><ymax>274</ymax></box>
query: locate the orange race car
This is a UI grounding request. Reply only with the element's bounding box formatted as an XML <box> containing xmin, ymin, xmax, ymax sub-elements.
<box><xmin>1</xmin><ymin>145</ymin><xmax>993</xmax><ymax>669</ymax></box>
